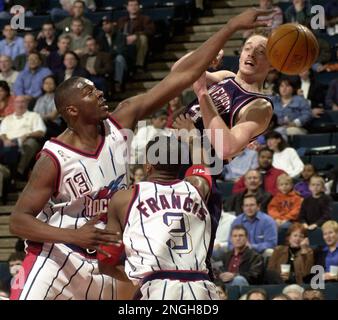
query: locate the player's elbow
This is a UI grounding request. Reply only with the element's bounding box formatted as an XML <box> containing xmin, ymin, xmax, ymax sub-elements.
<box><xmin>9</xmin><ymin>212</ymin><xmax>21</xmax><ymax>236</ymax></box>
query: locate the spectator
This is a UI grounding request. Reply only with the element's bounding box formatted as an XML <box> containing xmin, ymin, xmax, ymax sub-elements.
<box><xmin>0</xmin><ymin>280</ymin><xmax>9</xmax><ymax>300</ymax></box>
<box><xmin>233</xmin><ymin>147</ymin><xmax>285</xmax><ymax>196</ymax></box>
<box><xmin>268</xmin><ymin>174</ymin><xmax>303</xmax><ymax>229</ymax></box>
<box><xmin>0</xmin><ymin>163</ymin><xmax>10</xmax><ymax>202</ymax></box>
<box><xmin>131</xmin><ymin>165</ymin><xmax>145</xmax><ymax>184</ymax></box>
<box><xmin>262</xmin><ymin>69</ymin><xmax>280</xmax><ymax>96</ymax></box>
<box><xmin>222</xmin><ymin>147</ymin><xmax>258</xmax><ymax>182</ymax></box>
<box><xmin>313</xmin><ymin>220</ymin><xmax>338</xmax><ymax>282</ymax></box>
<box><xmin>37</xmin><ymin>22</ymin><xmax>58</xmax><ymax>57</ymax></box>
<box><xmin>8</xmin><ymin>251</ymin><xmax>25</xmax><ymax>282</ymax></box>
<box><xmin>218</xmin><ymin>225</ymin><xmax>264</xmax><ymax>287</ymax></box>
<box><xmin>272</xmin><ymin>293</ymin><xmax>291</xmax><ymax>300</ymax></box>
<box><xmin>56</xmin><ymin>0</ymin><xmax>93</xmax><ymax>36</ymax></box>
<box><xmin>246</xmin><ymin>288</ymin><xmax>268</xmax><ymax>300</ymax></box>
<box><xmin>80</xmin><ymin>38</ymin><xmax>112</xmax><ymax>95</ymax></box>
<box><xmin>266</xmin><ymin>131</ymin><xmax>304</xmax><ymax>178</ymax></box>
<box><xmin>243</xmin><ymin>0</ymin><xmax>283</xmax><ymax>38</ymax></box>
<box><xmin>282</xmin><ymin>284</ymin><xmax>304</xmax><ymax>300</ymax></box>
<box><xmin>294</xmin><ymin>163</ymin><xmax>316</xmax><ymax>198</ymax></box>
<box><xmin>0</xmin><ymin>55</ymin><xmax>18</xmax><ymax>91</ymax></box>
<box><xmin>299</xmin><ymin>176</ymin><xmax>332</xmax><ymax>230</ymax></box>
<box><xmin>0</xmin><ymin>81</ymin><xmax>15</xmax><ymax>118</ymax></box>
<box><xmin>0</xmin><ymin>96</ymin><xmax>46</xmax><ymax>180</ymax></box>
<box><xmin>267</xmin><ymin>223</ymin><xmax>313</xmax><ymax>285</ymax></box>
<box><xmin>271</xmin><ymin>77</ymin><xmax>312</xmax><ymax>135</ymax></box>
<box><xmin>67</xmin><ymin>18</ymin><xmax>91</xmax><ymax>57</ymax></box>
<box><xmin>117</xmin><ymin>0</ymin><xmax>155</xmax><ymax>70</ymax></box>
<box><xmin>325</xmin><ymin>78</ymin><xmax>338</xmax><ymax>111</ymax></box>
<box><xmin>166</xmin><ymin>96</ymin><xmax>184</xmax><ymax>128</ymax></box>
<box><xmin>33</xmin><ymin>76</ymin><xmax>64</xmax><ymax>139</ymax></box>
<box><xmin>13</xmin><ymin>33</ymin><xmax>38</xmax><ymax>72</ymax></box>
<box><xmin>97</xmin><ymin>16</ymin><xmax>129</xmax><ymax>93</ymax></box>
<box><xmin>214</xmin><ymin>281</ymin><xmax>228</xmax><ymax>300</ymax></box>
<box><xmin>228</xmin><ymin>195</ymin><xmax>277</xmax><ymax>256</ymax></box>
<box><xmin>131</xmin><ymin>110</ymin><xmax>171</xmax><ymax>164</ymax></box>
<box><xmin>46</xmin><ymin>35</ymin><xmax>71</xmax><ymax>74</ymax></box>
<box><xmin>285</xmin><ymin>0</ymin><xmax>312</xmax><ymax>27</ymax></box>
<box><xmin>55</xmin><ymin>51</ymin><xmax>89</xmax><ymax>85</ymax></box>
<box><xmin>13</xmin><ymin>53</ymin><xmax>52</xmax><ymax>99</ymax></box>
<box><xmin>225</xmin><ymin>169</ymin><xmax>273</xmax><ymax>215</ymax></box>
<box><xmin>303</xmin><ymin>289</ymin><xmax>325</xmax><ymax>300</ymax></box>
<box><xmin>0</xmin><ymin>25</ymin><xmax>25</xmax><ymax>61</ymax></box>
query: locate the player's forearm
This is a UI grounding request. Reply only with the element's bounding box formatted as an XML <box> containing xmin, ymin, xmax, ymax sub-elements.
<box><xmin>10</xmin><ymin>213</ymin><xmax>75</xmax><ymax>244</ymax></box>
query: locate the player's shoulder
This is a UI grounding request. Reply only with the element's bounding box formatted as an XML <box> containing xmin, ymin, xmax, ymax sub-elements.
<box><xmin>207</xmin><ymin>70</ymin><xmax>236</xmax><ymax>84</ymax></box>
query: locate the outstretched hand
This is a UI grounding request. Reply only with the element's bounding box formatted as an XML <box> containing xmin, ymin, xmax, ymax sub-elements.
<box><xmin>228</xmin><ymin>8</ymin><xmax>275</xmax><ymax>31</ymax></box>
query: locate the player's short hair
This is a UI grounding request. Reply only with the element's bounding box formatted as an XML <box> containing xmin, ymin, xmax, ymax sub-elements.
<box><xmin>145</xmin><ymin>135</ymin><xmax>187</xmax><ymax>175</ymax></box>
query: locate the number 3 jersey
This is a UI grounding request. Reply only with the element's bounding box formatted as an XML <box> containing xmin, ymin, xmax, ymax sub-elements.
<box><xmin>123</xmin><ymin>180</ymin><xmax>212</xmax><ymax>283</ymax></box>
<box><xmin>36</xmin><ymin>117</ymin><xmax>129</xmax><ymax>231</ymax></box>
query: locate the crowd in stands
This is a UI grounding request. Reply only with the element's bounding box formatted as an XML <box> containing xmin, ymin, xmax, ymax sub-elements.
<box><xmin>0</xmin><ymin>0</ymin><xmax>338</xmax><ymax>300</ymax></box>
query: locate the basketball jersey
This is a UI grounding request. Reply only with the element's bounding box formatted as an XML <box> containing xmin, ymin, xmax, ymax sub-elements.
<box><xmin>35</xmin><ymin>116</ymin><xmax>129</xmax><ymax>232</ymax></box>
<box><xmin>124</xmin><ymin>180</ymin><xmax>211</xmax><ymax>283</ymax></box>
<box><xmin>185</xmin><ymin>77</ymin><xmax>273</xmax><ymax>139</ymax></box>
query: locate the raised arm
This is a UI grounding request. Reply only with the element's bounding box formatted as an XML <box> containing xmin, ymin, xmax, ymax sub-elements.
<box><xmin>112</xmin><ymin>8</ymin><xmax>272</xmax><ymax>129</ymax></box>
<box><xmin>193</xmin><ymin>72</ymin><xmax>272</xmax><ymax>160</ymax></box>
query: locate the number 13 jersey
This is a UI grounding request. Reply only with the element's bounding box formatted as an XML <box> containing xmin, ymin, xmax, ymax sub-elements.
<box><xmin>123</xmin><ymin>180</ymin><xmax>212</xmax><ymax>283</ymax></box>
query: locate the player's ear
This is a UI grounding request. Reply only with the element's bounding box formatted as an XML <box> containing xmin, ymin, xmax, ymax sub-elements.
<box><xmin>65</xmin><ymin>105</ymin><xmax>79</xmax><ymax>117</ymax></box>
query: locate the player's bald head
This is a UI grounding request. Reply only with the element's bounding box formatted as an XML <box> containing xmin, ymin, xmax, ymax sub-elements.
<box><xmin>54</xmin><ymin>77</ymin><xmax>93</xmax><ymax>119</ymax></box>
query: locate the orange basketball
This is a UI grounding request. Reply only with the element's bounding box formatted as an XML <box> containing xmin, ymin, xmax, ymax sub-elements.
<box><xmin>266</xmin><ymin>23</ymin><xmax>319</xmax><ymax>75</ymax></box>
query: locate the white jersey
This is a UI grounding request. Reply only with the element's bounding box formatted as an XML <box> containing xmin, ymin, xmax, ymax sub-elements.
<box><xmin>37</xmin><ymin>116</ymin><xmax>129</xmax><ymax>232</ymax></box>
<box><xmin>124</xmin><ymin>180</ymin><xmax>212</xmax><ymax>283</ymax></box>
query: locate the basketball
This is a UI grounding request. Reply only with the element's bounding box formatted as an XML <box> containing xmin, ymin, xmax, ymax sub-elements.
<box><xmin>266</xmin><ymin>23</ymin><xmax>319</xmax><ymax>75</ymax></box>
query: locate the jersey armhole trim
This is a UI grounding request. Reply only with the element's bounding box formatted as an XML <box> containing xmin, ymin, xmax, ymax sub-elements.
<box><xmin>124</xmin><ymin>184</ymin><xmax>140</xmax><ymax>227</ymax></box>
<box><xmin>108</xmin><ymin>115</ymin><xmax>127</xmax><ymax>141</ymax></box>
<box><xmin>37</xmin><ymin>149</ymin><xmax>61</xmax><ymax>197</ymax></box>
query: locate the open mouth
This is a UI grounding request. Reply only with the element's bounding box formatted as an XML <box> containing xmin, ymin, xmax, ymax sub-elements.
<box><xmin>245</xmin><ymin>60</ymin><xmax>255</xmax><ymax>67</ymax></box>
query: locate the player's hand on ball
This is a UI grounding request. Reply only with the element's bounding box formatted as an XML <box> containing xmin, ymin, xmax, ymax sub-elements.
<box><xmin>173</xmin><ymin>114</ymin><xmax>196</xmax><ymax>131</ymax></box>
<box><xmin>228</xmin><ymin>8</ymin><xmax>274</xmax><ymax>31</ymax></box>
<box><xmin>73</xmin><ymin>213</ymin><xmax>122</xmax><ymax>250</ymax></box>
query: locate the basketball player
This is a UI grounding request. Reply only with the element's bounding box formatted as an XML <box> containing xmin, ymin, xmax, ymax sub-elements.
<box><xmin>98</xmin><ymin>137</ymin><xmax>219</xmax><ymax>300</ymax></box>
<box><xmin>9</xmin><ymin>8</ymin><xmax>272</xmax><ymax>300</ymax></box>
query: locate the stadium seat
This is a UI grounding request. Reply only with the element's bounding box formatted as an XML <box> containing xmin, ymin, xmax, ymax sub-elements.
<box><xmin>324</xmin><ymin>283</ymin><xmax>338</xmax><ymax>300</ymax></box>
<box><xmin>331</xmin><ymin>202</ymin><xmax>338</xmax><ymax>222</ymax></box>
<box><xmin>48</xmin><ymin>0</ymin><xmax>62</xmax><ymax>10</ymax></box>
<box><xmin>25</xmin><ymin>16</ymin><xmax>51</xmax><ymax>31</ymax></box>
<box><xmin>327</xmin><ymin>111</ymin><xmax>338</xmax><ymax>123</ymax></box>
<box><xmin>309</xmin><ymin>154</ymin><xmax>338</xmax><ymax>171</ymax></box>
<box><xmin>308</xmin><ymin>228</ymin><xmax>325</xmax><ymax>248</ymax></box>
<box><xmin>290</xmin><ymin>133</ymin><xmax>332</xmax><ymax>149</ymax></box>
<box><xmin>226</xmin><ymin>285</ymin><xmax>241</xmax><ymax>300</ymax></box>
<box><xmin>331</xmin><ymin>132</ymin><xmax>338</xmax><ymax>146</ymax></box>
<box><xmin>85</xmin><ymin>11</ymin><xmax>110</xmax><ymax>25</ymax></box>
<box><xmin>317</xmin><ymin>72</ymin><xmax>338</xmax><ymax>86</ymax></box>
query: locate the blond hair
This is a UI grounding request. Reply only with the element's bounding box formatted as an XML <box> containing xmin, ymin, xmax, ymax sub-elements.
<box><xmin>321</xmin><ymin>220</ymin><xmax>338</xmax><ymax>234</ymax></box>
<box><xmin>309</xmin><ymin>175</ymin><xmax>325</xmax><ymax>188</ymax></box>
<box><xmin>277</xmin><ymin>173</ymin><xmax>293</xmax><ymax>185</ymax></box>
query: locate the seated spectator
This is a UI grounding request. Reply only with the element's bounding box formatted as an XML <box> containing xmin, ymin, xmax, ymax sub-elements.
<box><xmin>246</xmin><ymin>288</ymin><xmax>268</xmax><ymax>300</ymax></box>
<box><xmin>8</xmin><ymin>251</ymin><xmax>25</xmax><ymax>284</ymax></box>
<box><xmin>130</xmin><ymin>165</ymin><xmax>145</xmax><ymax>184</ymax></box>
<box><xmin>214</xmin><ymin>280</ymin><xmax>228</xmax><ymax>300</ymax></box>
<box><xmin>166</xmin><ymin>96</ymin><xmax>185</xmax><ymax>128</ymax></box>
<box><xmin>303</xmin><ymin>289</ymin><xmax>325</xmax><ymax>300</ymax></box>
<box><xmin>0</xmin><ymin>81</ymin><xmax>15</xmax><ymax>119</ymax></box>
<box><xmin>0</xmin><ymin>96</ymin><xmax>46</xmax><ymax>180</ymax></box>
<box><xmin>222</xmin><ymin>147</ymin><xmax>258</xmax><ymax>182</ymax></box>
<box><xmin>131</xmin><ymin>110</ymin><xmax>171</xmax><ymax>164</ymax></box>
<box><xmin>313</xmin><ymin>220</ymin><xmax>338</xmax><ymax>282</ymax></box>
<box><xmin>299</xmin><ymin>176</ymin><xmax>332</xmax><ymax>230</ymax></box>
<box><xmin>33</xmin><ymin>76</ymin><xmax>64</xmax><ymax>139</ymax></box>
<box><xmin>266</xmin><ymin>131</ymin><xmax>304</xmax><ymax>178</ymax></box>
<box><xmin>117</xmin><ymin>0</ymin><xmax>155</xmax><ymax>70</ymax></box>
<box><xmin>46</xmin><ymin>35</ymin><xmax>71</xmax><ymax>74</ymax></box>
<box><xmin>271</xmin><ymin>77</ymin><xmax>312</xmax><ymax>135</ymax></box>
<box><xmin>285</xmin><ymin>0</ymin><xmax>312</xmax><ymax>27</ymax></box>
<box><xmin>325</xmin><ymin>78</ymin><xmax>338</xmax><ymax>111</ymax></box>
<box><xmin>294</xmin><ymin>164</ymin><xmax>316</xmax><ymax>198</ymax></box>
<box><xmin>37</xmin><ymin>22</ymin><xmax>58</xmax><ymax>57</ymax></box>
<box><xmin>0</xmin><ymin>25</ymin><xmax>25</xmax><ymax>61</ymax></box>
<box><xmin>56</xmin><ymin>51</ymin><xmax>89</xmax><ymax>85</ymax></box>
<box><xmin>0</xmin><ymin>55</ymin><xmax>18</xmax><ymax>91</ymax></box>
<box><xmin>56</xmin><ymin>0</ymin><xmax>93</xmax><ymax>36</ymax></box>
<box><xmin>13</xmin><ymin>33</ymin><xmax>38</xmax><ymax>72</ymax></box>
<box><xmin>80</xmin><ymin>38</ymin><xmax>112</xmax><ymax>95</ymax></box>
<box><xmin>282</xmin><ymin>284</ymin><xmax>304</xmax><ymax>300</ymax></box>
<box><xmin>267</xmin><ymin>223</ymin><xmax>313</xmax><ymax>285</ymax></box>
<box><xmin>225</xmin><ymin>169</ymin><xmax>272</xmax><ymax>215</ymax></box>
<box><xmin>233</xmin><ymin>147</ymin><xmax>285</xmax><ymax>196</ymax></box>
<box><xmin>262</xmin><ymin>69</ymin><xmax>280</xmax><ymax>96</ymax></box>
<box><xmin>13</xmin><ymin>53</ymin><xmax>52</xmax><ymax>100</ymax></box>
<box><xmin>67</xmin><ymin>18</ymin><xmax>91</xmax><ymax>57</ymax></box>
<box><xmin>325</xmin><ymin>0</ymin><xmax>338</xmax><ymax>35</ymax></box>
<box><xmin>228</xmin><ymin>195</ymin><xmax>277</xmax><ymax>257</ymax></box>
<box><xmin>272</xmin><ymin>293</ymin><xmax>291</xmax><ymax>300</ymax></box>
<box><xmin>243</xmin><ymin>0</ymin><xmax>283</xmax><ymax>38</ymax></box>
<box><xmin>268</xmin><ymin>174</ymin><xmax>303</xmax><ymax>229</ymax></box>
<box><xmin>218</xmin><ymin>225</ymin><xmax>264</xmax><ymax>287</ymax></box>
<box><xmin>97</xmin><ymin>16</ymin><xmax>129</xmax><ymax>93</ymax></box>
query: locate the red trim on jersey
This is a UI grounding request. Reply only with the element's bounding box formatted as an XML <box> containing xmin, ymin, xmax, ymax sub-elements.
<box><xmin>124</xmin><ymin>184</ymin><xmax>140</xmax><ymax>227</ymax></box>
<box><xmin>147</xmin><ymin>179</ymin><xmax>182</xmax><ymax>186</ymax></box>
<box><xmin>108</xmin><ymin>115</ymin><xmax>127</xmax><ymax>141</ymax></box>
<box><xmin>37</xmin><ymin>149</ymin><xmax>61</xmax><ymax>197</ymax></box>
<box><xmin>10</xmin><ymin>242</ymin><xmax>43</xmax><ymax>300</ymax></box>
